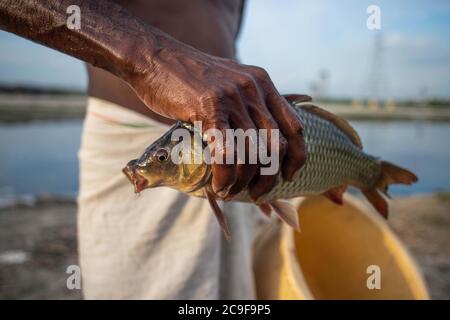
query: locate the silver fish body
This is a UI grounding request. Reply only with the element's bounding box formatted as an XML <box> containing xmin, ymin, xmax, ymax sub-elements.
<box><xmin>124</xmin><ymin>98</ymin><xmax>417</xmax><ymax>224</ymax></box>
<box><xmin>231</xmin><ymin>105</ymin><xmax>380</xmax><ymax>203</ymax></box>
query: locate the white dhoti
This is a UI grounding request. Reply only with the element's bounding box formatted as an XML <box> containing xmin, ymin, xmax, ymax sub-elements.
<box><xmin>77</xmin><ymin>97</ymin><xmax>262</xmax><ymax>299</ymax></box>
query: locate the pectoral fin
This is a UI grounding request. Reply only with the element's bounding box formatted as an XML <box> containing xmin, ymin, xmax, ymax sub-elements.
<box><xmin>362</xmin><ymin>189</ymin><xmax>388</xmax><ymax>219</ymax></box>
<box><xmin>322</xmin><ymin>185</ymin><xmax>347</xmax><ymax>205</ymax></box>
<box><xmin>205</xmin><ymin>187</ymin><xmax>231</xmax><ymax>240</ymax></box>
<box><xmin>283</xmin><ymin>94</ymin><xmax>312</xmax><ymax>104</ymax></box>
<box><xmin>270</xmin><ymin>200</ymin><xmax>300</xmax><ymax>231</ymax></box>
<box><xmin>258</xmin><ymin>203</ymin><xmax>272</xmax><ymax>218</ymax></box>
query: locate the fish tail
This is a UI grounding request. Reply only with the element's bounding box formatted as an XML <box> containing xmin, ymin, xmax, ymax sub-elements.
<box><xmin>377</xmin><ymin>161</ymin><xmax>418</xmax><ymax>195</ymax></box>
<box><xmin>363</xmin><ymin>161</ymin><xmax>418</xmax><ymax>219</ymax></box>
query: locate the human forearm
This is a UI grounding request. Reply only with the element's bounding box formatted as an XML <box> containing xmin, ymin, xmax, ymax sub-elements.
<box><xmin>0</xmin><ymin>0</ymin><xmax>165</xmax><ymax>82</ymax></box>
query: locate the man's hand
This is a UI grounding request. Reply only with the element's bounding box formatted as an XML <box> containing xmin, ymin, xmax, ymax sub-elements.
<box><xmin>129</xmin><ymin>43</ymin><xmax>306</xmax><ymax>199</ymax></box>
<box><xmin>0</xmin><ymin>0</ymin><xmax>306</xmax><ymax>199</ymax></box>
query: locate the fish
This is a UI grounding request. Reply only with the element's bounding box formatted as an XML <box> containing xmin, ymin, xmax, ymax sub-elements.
<box><xmin>123</xmin><ymin>95</ymin><xmax>418</xmax><ymax>239</ymax></box>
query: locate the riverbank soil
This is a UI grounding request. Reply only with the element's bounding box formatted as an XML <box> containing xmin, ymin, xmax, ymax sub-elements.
<box><xmin>389</xmin><ymin>194</ymin><xmax>450</xmax><ymax>299</ymax></box>
<box><xmin>0</xmin><ymin>202</ymin><xmax>80</xmax><ymax>299</ymax></box>
<box><xmin>0</xmin><ymin>195</ymin><xmax>449</xmax><ymax>299</ymax></box>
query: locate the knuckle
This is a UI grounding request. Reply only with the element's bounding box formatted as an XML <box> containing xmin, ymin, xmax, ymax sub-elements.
<box><xmin>222</xmin><ymin>83</ymin><xmax>239</xmax><ymax>98</ymax></box>
<box><xmin>201</xmin><ymin>85</ymin><xmax>236</xmax><ymax>105</ymax></box>
<box><xmin>238</xmin><ymin>75</ymin><xmax>257</xmax><ymax>91</ymax></box>
<box><xmin>250</xmin><ymin>66</ymin><xmax>269</xmax><ymax>79</ymax></box>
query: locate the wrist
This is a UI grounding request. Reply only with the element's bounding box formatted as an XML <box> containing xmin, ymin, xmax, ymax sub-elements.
<box><xmin>113</xmin><ymin>34</ymin><xmax>160</xmax><ymax>85</ymax></box>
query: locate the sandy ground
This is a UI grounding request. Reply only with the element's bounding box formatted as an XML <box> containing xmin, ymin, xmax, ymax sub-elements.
<box><xmin>0</xmin><ymin>201</ymin><xmax>80</xmax><ymax>299</ymax></box>
<box><xmin>2</xmin><ymin>93</ymin><xmax>450</xmax><ymax>122</ymax></box>
<box><xmin>389</xmin><ymin>194</ymin><xmax>450</xmax><ymax>299</ymax></box>
<box><xmin>0</xmin><ymin>195</ymin><xmax>449</xmax><ymax>300</ymax></box>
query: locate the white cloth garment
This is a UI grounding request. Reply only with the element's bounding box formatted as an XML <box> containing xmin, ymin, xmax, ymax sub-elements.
<box><xmin>77</xmin><ymin>97</ymin><xmax>263</xmax><ymax>299</ymax></box>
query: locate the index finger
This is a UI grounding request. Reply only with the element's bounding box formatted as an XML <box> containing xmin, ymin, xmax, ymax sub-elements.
<box><xmin>203</xmin><ymin>119</ymin><xmax>237</xmax><ymax>197</ymax></box>
<box><xmin>265</xmin><ymin>90</ymin><xmax>306</xmax><ymax>181</ymax></box>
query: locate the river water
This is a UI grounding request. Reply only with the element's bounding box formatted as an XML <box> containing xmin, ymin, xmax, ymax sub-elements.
<box><xmin>0</xmin><ymin>120</ymin><xmax>449</xmax><ymax>198</ymax></box>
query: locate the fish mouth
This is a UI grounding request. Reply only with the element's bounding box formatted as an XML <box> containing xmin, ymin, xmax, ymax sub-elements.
<box><xmin>122</xmin><ymin>160</ymin><xmax>149</xmax><ymax>193</ymax></box>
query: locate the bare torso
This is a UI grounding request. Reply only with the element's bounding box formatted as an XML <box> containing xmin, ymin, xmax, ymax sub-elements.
<box><xmin>87</xmin><ymin>0</ymin><xmax>244</xmax><ymax>124</ymax></box>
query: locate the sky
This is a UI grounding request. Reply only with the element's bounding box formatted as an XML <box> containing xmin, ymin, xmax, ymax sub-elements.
<box><xmin>0</xmin><ymin>0</ymin><xmax>449</xmax><ymax>100</ymax></box>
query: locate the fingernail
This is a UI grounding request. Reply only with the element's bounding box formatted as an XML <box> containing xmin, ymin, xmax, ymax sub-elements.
<box><xmin>214</xmin><ymin>185</ymin><xmax>232</xmax><ymax>198</ymax></box>
<box><xmin>216</xmin><ymin>190</ymin><xmax>227</xmax><ymax>198</ymax></box>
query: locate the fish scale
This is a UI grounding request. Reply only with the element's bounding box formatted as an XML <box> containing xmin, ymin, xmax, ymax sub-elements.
<box><xmin>232</xmin><ymin>106</ymin><xmax>381</xmax><ymax>203</ymax></box>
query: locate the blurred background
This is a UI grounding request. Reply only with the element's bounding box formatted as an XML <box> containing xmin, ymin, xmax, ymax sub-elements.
<box><xmin>0</xmin><ymin>0</ymin><xmax>449</xmax><ymax>299</ymax></box>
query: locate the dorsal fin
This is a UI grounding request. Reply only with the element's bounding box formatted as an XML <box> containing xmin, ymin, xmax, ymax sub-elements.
<box><xmin>283</xmin><ymin>94</ymin><xmax>312</xmax><ymax>104</ymax></box>
<box><xmin>298</xmin><ymin>104</ymin><xmax>363</xmax><ymax>149</ymax></box>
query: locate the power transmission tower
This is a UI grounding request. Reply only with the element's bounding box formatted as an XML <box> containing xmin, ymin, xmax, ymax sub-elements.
<box><xmin>367</xmin><ymin>33</ymin><xmax>392</xmax><ymax>111</ymax></box>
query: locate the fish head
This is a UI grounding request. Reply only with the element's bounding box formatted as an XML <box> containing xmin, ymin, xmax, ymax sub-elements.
<box><xmin>123</xmin><ymin>122</ymin><xmax>210</xmax><ymax>194</ymax></box>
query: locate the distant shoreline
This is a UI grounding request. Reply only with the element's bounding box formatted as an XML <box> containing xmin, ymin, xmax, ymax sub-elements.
<box><xmin>0</xmin><ymin>93</ymin><xmax>86</xmax><ymax>122</ymax></box>
<box><xmin>2</xmin><ymin>93</ymin><xmax>450</xmax><ymax>122</ymax></box>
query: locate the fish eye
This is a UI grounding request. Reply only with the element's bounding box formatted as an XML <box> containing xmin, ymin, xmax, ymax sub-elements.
<box><xmin>155</xmin><ymin>149</ymin><xmax>169</xmax><ymax>162</ymax></box>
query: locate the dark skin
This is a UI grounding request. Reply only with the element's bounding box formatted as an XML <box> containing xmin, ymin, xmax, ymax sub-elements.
<box><xmin>0</xmin><ymin>0</ymin><xmax>305</xmax><ymax>200</ymax></box>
